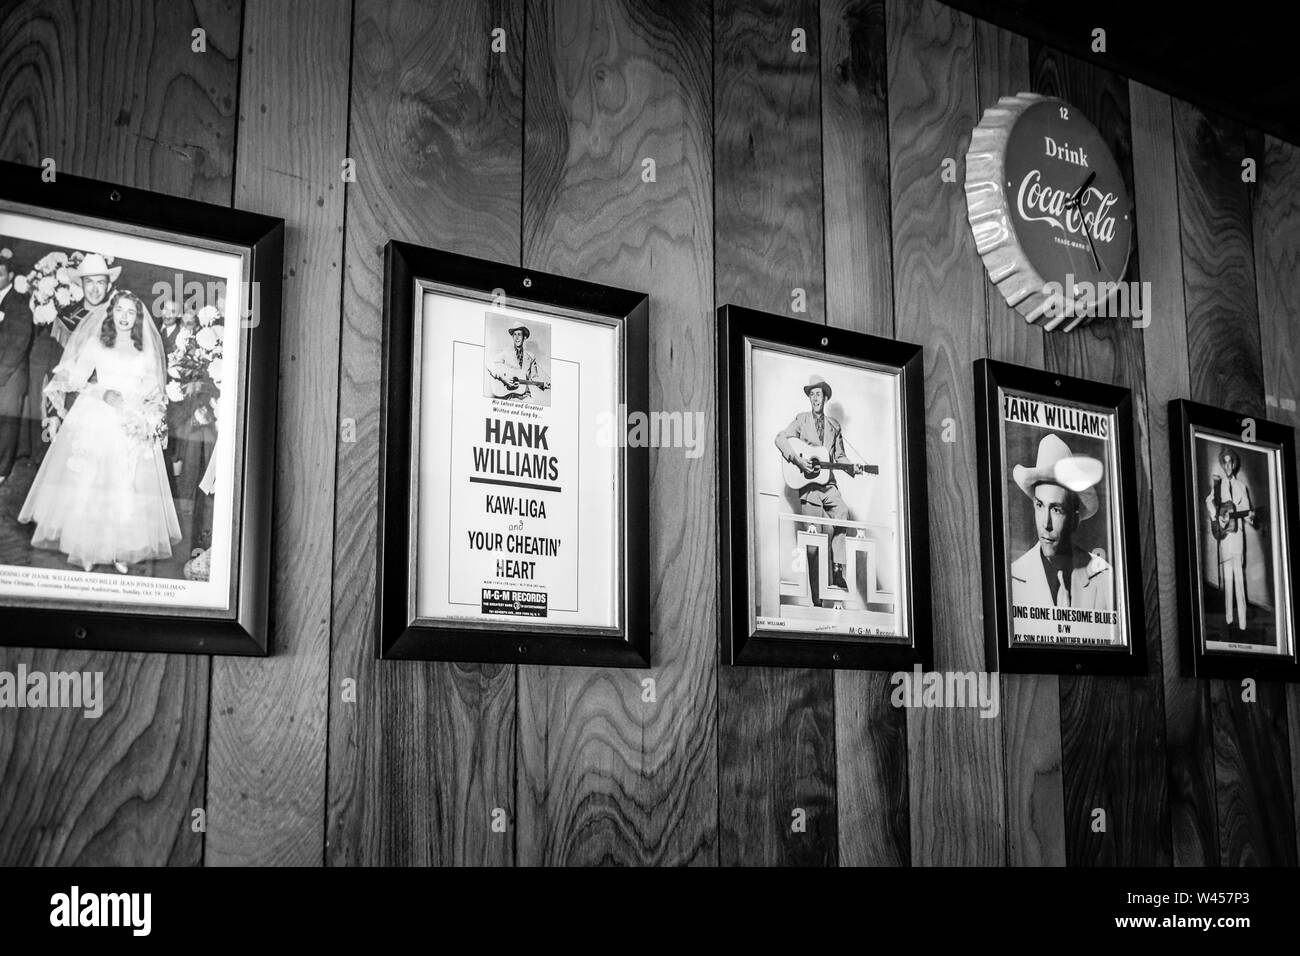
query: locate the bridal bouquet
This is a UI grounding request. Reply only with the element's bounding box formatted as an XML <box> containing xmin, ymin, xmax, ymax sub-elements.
<box><xmin>120</xmin><ymin>390</ymin><xmax>169</xmax><ymax>456</ymax></box>
<box><xmin>166</xmin><ymin>305</ymin><xmax>225</xmax><ymax>428</ymax></box>
<box><xmin>23</xmin><ymin>250</ymin><xmax>88</xmax><ymax>325</ymax></box>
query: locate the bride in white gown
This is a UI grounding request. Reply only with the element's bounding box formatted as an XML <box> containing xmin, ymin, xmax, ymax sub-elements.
<box><xmin>19</xmin><ymin>289</ymin><xmax>182</xmax><ymax>573</ymax></box>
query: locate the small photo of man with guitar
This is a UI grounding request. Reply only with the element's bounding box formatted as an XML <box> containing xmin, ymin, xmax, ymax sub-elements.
<box><xmin>483</xmin><ymin>312</ymin><xmax>551</xmax><ymax>406</ymax></box>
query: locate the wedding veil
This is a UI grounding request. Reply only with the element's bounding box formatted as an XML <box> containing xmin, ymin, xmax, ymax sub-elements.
<box><xmin>50</xmin><ymin>290</ymin><xmax>168</xmax><ymax>394</ymax></box>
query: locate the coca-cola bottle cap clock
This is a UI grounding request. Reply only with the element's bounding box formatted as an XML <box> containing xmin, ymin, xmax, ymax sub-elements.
<box><xmin>965</xmin><ymin>92</ymin><xmax>1134</xmax><ymax>332</ymax></box>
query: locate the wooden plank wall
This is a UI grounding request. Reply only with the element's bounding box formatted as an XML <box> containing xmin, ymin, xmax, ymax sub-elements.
<box><xmin>0</xmin><ymin>0</ymin><xmax>1296</xmax><ymax>867</ymax></box>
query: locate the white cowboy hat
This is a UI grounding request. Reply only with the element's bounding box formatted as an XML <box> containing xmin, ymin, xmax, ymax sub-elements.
<box><xmin>68</xmin><ymin>253</ymin><xmax>122</xmax><ymax>285</ymax></box>
<box><xmin>1013</xmin><ymin>433</ymin><xmax>1103</xmax><ymax>521</ymax></box>
<box><xmin>507</xmin><ymin>324</ymin><xmax>530</xmax><ymax>340</ymax></box>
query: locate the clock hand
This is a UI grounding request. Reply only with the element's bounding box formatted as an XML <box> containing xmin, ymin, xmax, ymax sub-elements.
<box><xmin>1069</xmin><ymin>171</ymin><xmax>1101</xmax><ymax>271</ymax></box>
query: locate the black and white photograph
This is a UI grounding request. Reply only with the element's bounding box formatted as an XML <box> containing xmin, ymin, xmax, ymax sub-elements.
<box><xmin>718</xmin><ymin>305</ymin><xmax>930</xmax><ymax>670</ymax></box>
<box><xmin>0</xmin><ymin>213</ymin><xmax>240</xmax><ymax>606</ymax></box>
<box><xmin>377</xmin><ymin>242</ymin><xmax>650</xmax><ymax>666</ymax></box>
<box><xmin>0</xmin><ymin>162</ymin><xmax>282</xmax><ymax>656</ymax></box>
<box><xmin>481</xmin><ymin>311</ymin><xmax>552</xmax><ymax>406</ymax></box>
<box><xmin>1169</xmin><ymin>400</ymin><xmax>1299</xmax><ymax>679</ymax></box>
<box><xmin>753</xmin><ymin>351</ymin><xmax>894</xmax><ymax>637</ymax></box>
<box><xmin>975</xmin><ymin>360</ymin><xmax>1146</xmax><ymax>674</ymax></box>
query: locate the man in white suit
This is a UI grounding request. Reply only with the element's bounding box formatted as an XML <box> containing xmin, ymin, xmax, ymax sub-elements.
<box><xmin>1009</xmin><ymin>433</ymin><xmax>1113</xmax><ymax>611</ymax></box>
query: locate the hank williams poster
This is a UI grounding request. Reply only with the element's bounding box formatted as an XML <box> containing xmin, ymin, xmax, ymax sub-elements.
<box><xmin>999</xmin><ymin>390</ymin><xmax>1128</xmax><ymax>648</ymax></box>
<box><xmin>411</xmin><ymin>289</ymin><xmax>621</xmax><ymax>633</ymax></box>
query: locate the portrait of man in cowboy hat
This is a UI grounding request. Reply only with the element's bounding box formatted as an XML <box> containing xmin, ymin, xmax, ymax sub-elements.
<box><xmin>1009</xmin><ymin>432</ymin><xmax>1113</xmax><ymax>611</ymax></box>
<box><xmin>484</xmin><ymin>314</ymin><xmax>551</xmax><ymax>406</ymax></box>
<box><xmin>25</xmin><ymin>252</ymin><xmax>121</xmax><ymax>465</ymax></box>
<box><xmin>775</xmin><ymin>373</ymin><xmax>870</xmax><ymax>594</ymax></box>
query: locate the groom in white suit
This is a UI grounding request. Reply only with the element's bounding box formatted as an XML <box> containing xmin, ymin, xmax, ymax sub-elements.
<box><xmin>1009</xmin><ymin>433</ymin><xmax>1113</xmax><ymax>610</ymax></box>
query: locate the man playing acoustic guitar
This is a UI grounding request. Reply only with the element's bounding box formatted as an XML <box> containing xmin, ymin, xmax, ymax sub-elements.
<box><xmin>1205</xmin><ymin>447</ymin><xmax>1256</xmax><ymax>633</ymax></box>
<box><xmin>774</xmin><ymin>375</ymin><xmax>870</xmax><ymax>592</ymax></box>
<box><xmin>488</xmin><ymin>324</ymin><xmax>550</xmax><ymax>402</ymax></box>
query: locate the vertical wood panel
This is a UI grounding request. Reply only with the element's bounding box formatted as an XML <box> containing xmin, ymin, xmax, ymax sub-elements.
<box><xmin>820</xmin><ymin>0</ymin><xmax>909</xmax><ymax>869</ymax></box>
<box><xmin>205</xmin><ymin>0</ymin><xmax>350</xmax><ymax>866</ymax></box>
<box><xmin>715</xmin><ymin>0</ymin><xmax>836</xmax><ymax>866</ymax></box>
<box><xmin>974</xmin><ymin>20</ymin><xmax>1065</xmax><ymax>869</ymax></box>
<box><xmin>516</xmin><ymin>0</ymin><xmax>717</xmax><ymax>867</ymax></box>
<box><xmin>1029</xmin><ymin>43</ymin><xmax>1171</xmax><ymax>867</ymax></box>
<box><xmin>327</xmin><ymin>0</ymin><xmax>522</xmax><ymax>866</ymax></box>
<box><xmin>0</xmin><ymin>0</ymin><xmax>240</xmax><ymax>866</ymax></box>
<box><xmin>1130</xmin><ymin>82</ymin><xmax>1215</xmax><ymax>866</ymax></box>
<box><xmin>1175</xmin><ymin>100</ymin><xmax>1297</xmax><ymax>866</ymax></box>
<box><xmin>887</xmin><ymin>0</ymin><xmax>1004</xmax><ymax>866</ymax></box>
<box><xmin>1252</xmin><ymin>133</ymin><xmax>1300</xmax><ymax>864</ymax></box>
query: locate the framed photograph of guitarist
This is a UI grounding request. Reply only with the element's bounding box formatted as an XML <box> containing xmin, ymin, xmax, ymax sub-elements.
<box><xmin>717</xmin><ymin>305</ymin><xmax>931</xmax><ymax>670</ymax></box>
<box><xmin>974</xmin><ymin>361</ymin><xmax>1147</xmax><ymax>675</ymax></box>
<box><xmin>1169</xmin><ymin>400</ymin><xmax>1300</xmax><ymax>680</ymax></box>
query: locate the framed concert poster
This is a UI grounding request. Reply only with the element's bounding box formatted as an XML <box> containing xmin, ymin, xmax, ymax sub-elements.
<box><xmin>717</xmin><ymin>305</ymin><xmax>931</xmax><ymax>670</ymax></box>
<box><xmin>377</xmin><ymin>242</ymin><xmax>650</xmax><ymax>666</ymax></box>
<box><xmin>0</xmin><ymin>160</ymin><xmax>283</xmax><ymax>655</ymax></box>
<box><xmin>1169</xmin><ymin>400</ymin><xmax>1300</xmax><ymax>680</ymax></box>
<box><xmin>974</xmin><ymin>360</ymin><xmax>1146</xmax><ymax>675</ymax></box>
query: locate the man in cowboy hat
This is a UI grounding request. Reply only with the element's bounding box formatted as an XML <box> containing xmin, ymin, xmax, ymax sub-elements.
<box><xmin>0</xmin><ymin>247</ymin><xmax>35</xmax><ymax>485</ymax></box>
<box><xmin>488</xmin><ymin>322</ymin><xmax>550</xmax><ymax>403</ymax></box>
<box><xmin>26</xmin><ymin>252</ymin><xmax>120</xmax><ymax>464</ymax></box>
<box><xmin>1009</xmin><ymin>433</ymin><xmax>1113</xmax><ymax>610</ymax></box>
<box><xmin>1204</xmin><ymin>446</ymin><xmax>1256</xmax><ymax>633</ymax></box>
<box><xmin>775</xmin><ymin>374</ymin><xmax>867</xmax><ymax>592</ymax></box>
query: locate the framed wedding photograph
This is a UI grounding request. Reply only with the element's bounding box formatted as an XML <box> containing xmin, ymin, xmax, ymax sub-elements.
<box><xmin>974</xmin><ymin>359</ymin><xmax>1146</xmax><ymax>675</ymax></box>
<box><xmin>377</xmin><ymin>241</ymin><xmax>650</xmax><ymax>666</ymax></box>
<box><xmin>1169</xmin><ymin>400</ymin><xmax>1300</xmax><ymax>680</ymax></box>
<box><xmin>717</xmin><ymin>305</ymin><xmax>931</xmax><ymax>670</ymax></box>
<box><xmin>0</xmin><ymin>160</ymin><xmax>283</xmax><ymax>655</ymax></box>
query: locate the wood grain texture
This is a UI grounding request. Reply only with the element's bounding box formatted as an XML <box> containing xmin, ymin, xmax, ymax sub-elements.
<box><xmin>517</xmin><ymin>0</ymin><xmax>715</xmax><ymax>869</ymax></box>
<box><xmin>714</xmin><ymin>0</ymin><xmax>837</xmax><ymax>867</ymax></box>
<box><xmin>0</xmin><ymin>0</ymin><xmax>240</xmax><ymax>866</ymax></box>
<box><xmin>820</xmin><ymin>0</ymin><xmax>908</xmax><ymax>869</ymax></box>
<box><xmin>326</xmin><ymin>0</ymin><xmax>522</xmax><ymax>867</ymax></box>
<box><xmin>887</xmin><ymin>0</ymin><xmax>1003</xmax><ymax>866</ymax></box>
<box><xmin>1028</xmin><ymin>43</ymin><xmax>1171</xmax><ymax>867</ymax></box>
<box><xmin>1129</xmin><ymin>82</ymin><xmax>1215</xmax><ymax>867</ymax></box>
<box><xmin>973</xmin><ymin>20</ymin><xmax>1064</xmax><ymax>869</ymax></box>
<box><xmin>820</xmin><ymin>0</ymin><xmax>892</xmax><ymax>331</ymax></box>
<box><xmin>1250</xmin><ymin>133</ymin><xmax>1300</xmax><ymax>865</ymax></box>
<box><xmin>204</xmin><ymin>0</ymin><xmax>349</xmax><ymax>866</ymax></box>
<box><xmin>516</xmin><ymin>0</ymin><xmax>717</xmax><ymax>867</ymax></box>
<box><xmin>1174</xmin><ymin>100</ymin><xmax>1296</xmax><ymax>867</ymax></box>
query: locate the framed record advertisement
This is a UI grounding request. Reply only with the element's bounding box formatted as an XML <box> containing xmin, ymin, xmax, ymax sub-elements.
<box><xmin>717</xmin><ymin>305</ymin><xmax>932</xmax><ymax>670</ymax></box>
<box><xmin>377</xmin><ymin>242</ymin><xmax>650</xmax><ymax>666</ymax></box>
<box><xmin>1169</xmin><ymin>400</ymin><xmax>1300</xmax><ymax>680</ymax></box>
<box><xmin>975</xmin><ymin>359</ymin><xmax>1146</xmax><ymax>675</ymax></box>
<box><xmin>0</xmin><ymin>160</ymin><xmax>283</xmax><ymax>656</ymax></box>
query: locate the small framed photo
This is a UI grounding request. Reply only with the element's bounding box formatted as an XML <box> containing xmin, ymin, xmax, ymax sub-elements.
<box><xmin>377</xmin><ymin>241</ymin><xmax>650</xmax><ymax>666</ymax></box>
<box><xmin>717</xmin><ymin>305</ymin><xmax>931</xmax><ymax>670</ymax></box>
<box><xmin>1169</xmin><ymin>400</ymin><xmax>1300</xmax><ymax>680</ymax></box>
<box><xmin>0</xmin><ymin>160</ymin><xmax>283</xmax><ymax>655</ymax></box>
<box><xmin>974</xmin><ymin>359</ymin><xmax>1146</xmax><ymax>675</ymax></box>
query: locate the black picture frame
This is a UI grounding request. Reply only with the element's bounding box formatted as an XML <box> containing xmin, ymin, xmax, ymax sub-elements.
<box><xmin>0</xmin><ymin>159</ymin><xmax>284</xmax><ymax>656</ymax></box>
<box><xmin>717</xmin><ymin>304</ymin><xmax>932</xmax><ymax>670</ymax></box>
<box><xmin>1168</xmin><ymin>400</ymin><xmax>1300</xmax><ymax>681</ymax></box>
<box><xmin>974</xmin><ymin>359</ymin><xmax>1146</xmax><ymax>675</ymax></box>
<box><xmin>377</xmin><ymin>241</ymin><xmax>650</xmax><ymax>667</ymax></box>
